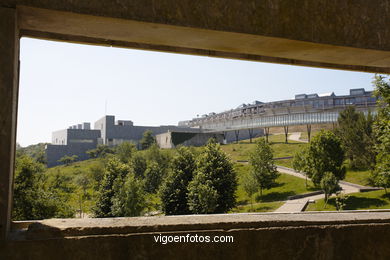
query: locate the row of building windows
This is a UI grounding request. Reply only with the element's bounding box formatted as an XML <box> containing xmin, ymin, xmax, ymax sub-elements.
<box><xmin>202</xmin><ymin>112</ymin><xmax>341</xmax><ymax>130</ymax></box>
<box><xmin>190</xmin><ymin>96</ymin><xmax>377</xmax><ymax>126</ymax></box>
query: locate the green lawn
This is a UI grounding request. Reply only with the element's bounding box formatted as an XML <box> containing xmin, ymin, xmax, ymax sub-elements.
<box><xmin>233</xmin><ymin>163</ymin><xmax>317</xmax><ymax>212</ymax></box>
<box><xmin>344</xmin><ymin>168</ymin><xmax>372</xmax><ymax>186</ymax></box>
<box><xmin>275</xmin><ymin>159</ymin><xmax>293</xmax><ymax>168</ymax></box>
<box><xmin>222</xmin><ymin>134</ymin><xmax>374</xmax><ymax>188</ymax></box>
<box><xmin>306</xmin><ymin>190</ymin><xmax>390</xmax><ymax>211</ymax></box>
<box><xmin>45</xmin><ymin>158</ymin><xmax>103</xmax><ymax>176</ymax></box>
<box><xmin>221</xmin><ymin>134</ymin><xmax>308</xmax><ymax>162</ymax></box>
<box><xmin>230</xmin><ymin>201</ymin><xmax>284</xmax><ymax>213</ymax></box>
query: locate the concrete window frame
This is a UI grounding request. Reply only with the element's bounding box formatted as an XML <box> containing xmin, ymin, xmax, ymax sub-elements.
<box><xmin>1</xmin><ymin>4</ymin><xmax>390</xmax><ymax>249</ymax></box>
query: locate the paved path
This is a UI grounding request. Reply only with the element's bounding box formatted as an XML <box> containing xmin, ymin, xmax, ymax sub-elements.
<box><xmin>274</xmin><ymin>166</ymin><xmax>362</xmax><ymax>213</ymax></box>
<box><xmin>288</xmin><ymin>132</ymin><xmax>308</xmax><ymax>143</ymax></box>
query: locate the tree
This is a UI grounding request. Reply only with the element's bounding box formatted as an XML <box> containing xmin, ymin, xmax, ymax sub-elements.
<box><xmin>144</xmin><ymin>161</ymin><xmax>166</xmax><ymax>193</ymax></box>
<box><xmin>242</xmin><ymin>173</ymin><xmax>258</xmax><ymax>211</ymax></box>
<box><xmin>249</xmin><ymin>138</ymin><xmax>279</xmax><ymax>197</ymax></box>
<box><xmin>58</xmin><ymin>155</ymin><xmax>78</xmax><ymax>166</ymax></box>
<box><xmin>299</xmin><ymin>130</ymin><xmax>346</xmax><ymax>187</ymax></box>
<box><xmin>140</xmin><ymin>130</ymin><xmax>156</xmax><ymax>150</ymax></box>
<box><xmin>373</xmin><ymin>172</ymin><xmax>390</xmax><ymax>194</ymax></box>
<box><xmin>115</xmin><ymin>141</ymin><xmax>136</xmax><ymax>163</ymax></box>
<box><xmin>335</xmin><ymin>192</ymin><xmax>349</xmax><ymax>211</ymax></box>
<box><xmin>86</xmin><ymin>144</ymin><xmax>114</xmax><ymax>158</ymax></box>
<box><xmin>74</xmin><ymin>174</ymin><xmax>92</xmax><ymax>218</ymax></box>
<box><xmin>320</xmin><ymin>172</ymin><xmax>340</xmax><ymax>207</ymax></box>
<box><xmin>187</xmin><ymin>174</ymin><xmax>218</xmax><ymax>214</ymax></box>
<box><xmin>293</xmin><ymin>150</ymin><xmax>309</xmax><ymax>188</ymax></box>
<box><xmin>160</xmin><ymin>147</ymin><xmax>196</xmax><ymax>215</ymax></box>
<box><xmin>187</xmin><ymin>139</ymin><xmax>237</xmax><ymax>214</ymax></box>
<box><xmin>143</xmin><ymin>144</ymin><xmax>171</xmax><ymax>192</ymax></box>
<box><xmin>372</xmin><ymin>75</ymin><xmax>390</xmax><ymax>194</ymax></box>
<box><xmin>111</xmin><ymin>172</ymin><xmax>147</xmax><ymax>217</ymax></box>
<box><xmin>131</xmin><ymin>152</ymin><xmax>147</xmax><ymax>178</ymax></box>
<box><xmin>13</xmin><ymin>156</ymin><xmax>68</xmax><ymax>220</ymax></box>
<box><xmin>93</xmin><ymin>158</ymin><xmax>131</xmax><ymax>217</ymax></box>
<box><xmin>335</xmin><ymin>106</ymin><xmax>375</xmax><ymax>169</ymax></box>
<box><xmin>45</xmin><ymin>169</ymin><xmax>76</xmax><ymax>217</ymax></box>
<box><xmin>144</xmin><ymin>144</ymin><xmax>171</xmax><ymax>170</ymax></box>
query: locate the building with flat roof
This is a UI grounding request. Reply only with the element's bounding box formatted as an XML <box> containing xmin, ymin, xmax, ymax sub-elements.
<box><xmin>179</xmin><ymin>88</ymin><xmax>377</xmax><ymax>139</ymax></box>
<box><xmin>46</xmin><ymin>115</ymin><xmax>196</xmax><ymax>167</ymax></box>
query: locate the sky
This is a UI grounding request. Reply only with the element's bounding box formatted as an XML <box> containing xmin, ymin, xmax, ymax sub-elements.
<box><xmin>17</xmin><ymin>37</ymin><xmax>376</xmax><ymax>147</ymax></box>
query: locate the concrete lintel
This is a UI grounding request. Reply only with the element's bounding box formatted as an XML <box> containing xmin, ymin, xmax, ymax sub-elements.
<box><xmin>17</xmin><ymin>6</ymin><xmax>390</xmax><ymax>73</ymax></box>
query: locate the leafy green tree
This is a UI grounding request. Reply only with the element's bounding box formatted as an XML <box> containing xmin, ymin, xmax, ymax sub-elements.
<box><xmin>115</xmin><ymin>141</ymin><xmax>136</xmax><ymax>163</ymax></box>
<box><xmin>373</xmin><ymin>172</ymin><xmax>390</xmax><ymax>194</ymax></box>
<box><xmin>242</xmin><ymin>173</ymin><xmax>258</xmax><ymax>211</ymax></box>
<box><xmin>131</xmin><ymin>152</ymin><xmax>147</xmax><ymax>178</ymax></box>
<box><xmin>320</xmin><ymin>172</ymin><xmax>340</xmax><ymax>207</ymax></box>
<box><xmin>93</xmin><ymin>158</ymin><xmax>131</xmax><ymax>217</ymax></box>
<box><xmin>58</xmin><ymin>155</ymin><xmax>78</xmax><ymax>166</ymax></box>
<box><xmin>142</xmin><ymin>144</ymin><xmax>172</xmax><ymax>192</ymax></box>
<box><xmin>144</xmin><ymin>144</ymin><xmax>171</xmax><ymax>169</ymax></box>
<box><xmin>16</xmin><ymin>143</ymin><xmax>47</xmax><ymax>164</ymax></box>
<box><xmin>140</xmin><ymin>130</ymin><xmax>156</xmax><ymax>150</ymax></box>
<box><xmin>89</xmin><ymin>161</ymin><xmax>105</xmax><ymax>189</ymax></box>
<box><xmin>160</xmin><ymin>147</ymin><xmax>196</xmax><ymax>215</ymax></box>
<box><xmin>87</xmin><ymin>144</ymin><xmax>114</xmax><ymax>158</ymax></box>
<box><xmin>299</xmin><ymin>130</ymin><xmax>346</xmax><ymax>187</ymax></box>
<box><xmin>74</xmin><ymin>174</ymin><xmax>92</xmax><ymax>217</ymax></box>
<box><xmin>187</xmin><ymin>174</ymin><xmax>218</xmax><ymax>214</ymax></box>
<box><xmin>372</xmin><ymin>75</ymin><xmax>390</xmax><ymax>194</ymax></box>
<box><xmin>13</xmin><ymin>156</ymin><xmax>68</xmax><ymax>220</ymax></box>
<box><xmin>111</xmin><ymin>172</ymin><xmax>147</xmax><ymax>217</ymax></box>
<box><xmin>292</xmin><ymin>150</ymin><xmax>309</xmax><ymax>188</ymax></box>
<box><xmin>335</xmin><ymin>192</ymin><xmax>349</xmax><ymax>211</ymax></box>
<box><xmin>187</xmin><ymin>139</ymin><xmax>237</xmax><ymax>214</ymax></box>
<box><xmin>336</xmin><ymin>106</ymin><xmax>375</xmax><ymax>169</ymax></box>
<box><xmin>249</xmin><ymin>138</ymin><xmax>279</xmax><ymax>196</ymax></box>
<box><xmin>144</xmin><ymin>161</ymin><xmax>166</xmax><ymax>193</ymax></box>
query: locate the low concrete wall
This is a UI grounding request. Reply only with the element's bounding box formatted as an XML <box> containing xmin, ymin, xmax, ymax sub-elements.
<box><xmin>2</xmin><ymin>211</ymin><xmax>390</xmax><ymax>259</ymax></box>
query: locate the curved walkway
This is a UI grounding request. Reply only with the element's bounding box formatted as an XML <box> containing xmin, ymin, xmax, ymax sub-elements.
<box><xmin>288</xmin><ymin>132</ymin><xmax>308</xmax><ymax>143</ymax></box>
<box><xmin>274</xmin><ymin>166</ymin><xmax>375</xmax><ymax>213</ymax></box>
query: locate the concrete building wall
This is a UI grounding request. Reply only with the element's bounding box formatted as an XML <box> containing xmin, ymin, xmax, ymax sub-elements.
<box><xmin>96</xmin><ymin>115</ymin><xmax>199</xmax><ymax>145</ymax></box>
<box><xmin>180</xmin><ymin>133</ymin><xmax>224</xmax><ymax>147</ymax></box>
<box><xmin>157</xmin><ymin>132</ymin><xmax>224</xmax><ymax>148</ymax></box>
<box><xmin>51</xmin><ymin>129</ymin><xmax>68</xmax><ymax>145</ymax></box>
<box><xmin>46</xmin><ymin>142</ymin><xmax>98</xmax><ymax>167</ymax></box>
<box><xmin>66</xmin><ymin>129</ymin><xmax>101</xmax><ymax>142</ymax></box>
<box><xmin>223</xmin><ymin>128</ymin><xmax>264</xmax><ymax>143</ymax></box>
<box><xmin>156</xmin><ymin>132</ymin><xmax>173</xmax><ymax>149</ymax></box>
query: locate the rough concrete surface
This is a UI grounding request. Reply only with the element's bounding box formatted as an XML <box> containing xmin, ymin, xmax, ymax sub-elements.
<box><xmin>2</xmin><ymin>212</ymin><xmax>390</xmax><ymax>259</ymax></box>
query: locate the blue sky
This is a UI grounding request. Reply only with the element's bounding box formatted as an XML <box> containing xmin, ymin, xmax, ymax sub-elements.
<box><xmin>17</xmin><ymin>37</ymin><xmax>375</xmax><ymax>146</ymax></box>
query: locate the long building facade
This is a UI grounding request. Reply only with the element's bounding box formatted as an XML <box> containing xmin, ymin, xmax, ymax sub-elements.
<box><xmin>178</xmin><ymin>88</ymin><xmax>377</xmax><ymax>133</ymax></box>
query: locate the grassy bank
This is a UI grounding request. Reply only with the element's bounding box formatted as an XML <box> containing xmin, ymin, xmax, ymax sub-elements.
<box><xmin>306</xmin><ymin>190</ymin><xmax>390</xmax><ymax>211</ymax></box>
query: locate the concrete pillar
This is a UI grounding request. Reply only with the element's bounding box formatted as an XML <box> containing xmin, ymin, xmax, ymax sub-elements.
<box><xmin>0</xmin><ymin>7</ymin><xmax>19</xmax><ymax>242</ymax></box>
<box><xmin>248</xmin><ymin>128</ymin><xmax>254</xmax><ymax>143</ymax></box>
<box><xmin>264</xmin><ymin>127</ymin><xmax>270</xmax><ymax>143</ymax></box>
<box><xmin>222</xmin><ymin>131</ymin><xmax>227</xmax><ymax>144</ymax></box>
<box><xmin>283</xmin><ymin>126</ymin><xmax>289</xmax><ymax>143</ymax></box>
<box><xmin>234</xmin><ymin>130</ymin><xmax>240</xmax><ymax>143</ymax></box>
<box><xmin>307</xmin><ymin>124</ymin><xmax>312</xmax><ymax>142</ymax></box>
